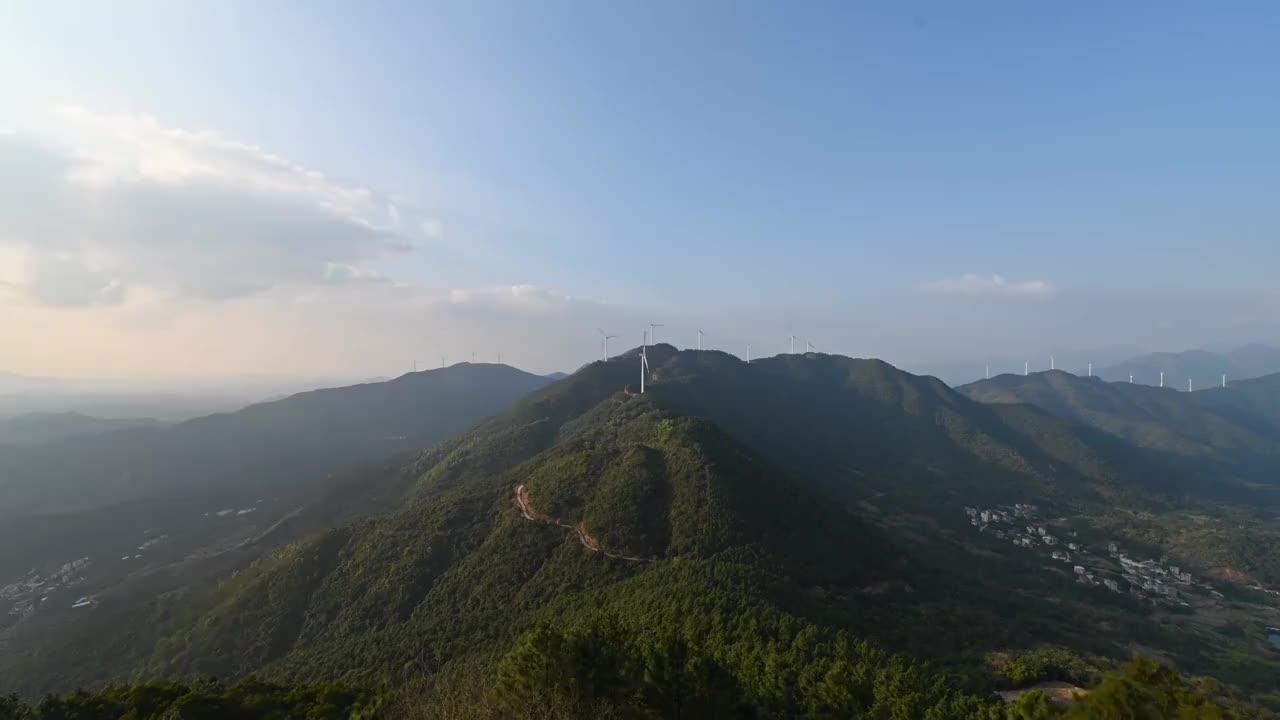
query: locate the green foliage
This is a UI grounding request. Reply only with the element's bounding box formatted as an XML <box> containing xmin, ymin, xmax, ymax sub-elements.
<box><xmin>995</xmin><ymin>648</ymin><xmax>1108</xmax><ymax>689</ymax></box>
<box><xmin>0</xmin><ymin>679</ymin><xmax>382</xmax><ymax>720</ymax></box>
<box><xmin>1066</xmin><ymin>656</ymin><xmax>1228</xmax><ymax>719</ymax></box>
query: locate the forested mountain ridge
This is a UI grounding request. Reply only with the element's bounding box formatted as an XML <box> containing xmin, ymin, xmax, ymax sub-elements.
<box><xmin>956</xmin><ymin>370</ymin><xmax>1280</xmax><ymax>503</ymax></box>
<box><xmin>4</xmin><ymin>349</ymin><xmax>1277</xmax><ymax>716</ymax></box>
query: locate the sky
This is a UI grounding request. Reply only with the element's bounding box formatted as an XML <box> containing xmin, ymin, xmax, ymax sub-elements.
<box><xmin>1</xmin><ymin>1</ymin><xmax>1278</xmax><ymax>381</ymax></box>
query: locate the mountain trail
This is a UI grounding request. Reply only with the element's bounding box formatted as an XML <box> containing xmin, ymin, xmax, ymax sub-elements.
<box><xmin>514</xmin><ymin>484</ymin><xmax>649</xmax><ymax>563</ymax></box>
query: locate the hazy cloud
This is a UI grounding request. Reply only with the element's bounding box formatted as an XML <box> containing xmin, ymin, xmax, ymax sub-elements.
<box><xmin>0</xmin><ymin>107</ymin><xmax>439</xmax><ymax>306</ymax></box>
<box><xmin>920</xmin><ymin>273</ymin><xmax>1056</xmax><ymax>300</ymax></box>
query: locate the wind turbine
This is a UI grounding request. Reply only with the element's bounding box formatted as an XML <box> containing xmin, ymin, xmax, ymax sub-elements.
<box><xmin>985</xmin><ymin>364</ymin><xmax>990</xmax><ymax>380</ymax></box>
<box><xmin>441</xmin><ymin>355</ymin><xmax>446</xmax><ymax>368</ymax></box>
<box><xmin>697</xmin><ymin>330</ymin><xmax>704</xmax><ymax>351</ymax></box>
<box><xmin>790</xmin><ymin>335</ymin><xmax>797</xmax><ymax>354</ymax></box>
<box><xmin>1088</xmin><ymin>363</ymin><xmax>1092</xmax><ymax>377</ymax></box>
<box><xmin>805</xmin><ymin>339</ymin><xmax>816</xmax><ymax>353</ymax></box>
<box><xmin>1129</xmin><ymin>374</ymin><xmax>1134</xmax><ymax>384</ymax></box>
<box><xmin>1222</xmin><ymin>373</ymin><xmax>1227</xmax><ymax>388</ymax></box>
<box><xmin>1024</xmin><ymin>361</ymin><xmax>1029</xmax><ymax>376</ymax></box>
<box><xmin>413</xmin><ymin>359</ymin><xmax>418</xmax><ymax>373</ymax></box>
<box><xmin>497</xmin><ymin>351</ymin><xmax>503</xmax><ymax>364</ymax></box>
<box><xmin>640</xmin><ymin>340</ymin><xmax>650</xmax><ymax>394</ymax></box>
<box><xmin>1050</xmin><ymin>355</ymin><xmax>1055</xmax><ymax>371</ymax></box>
<box><xmin>1159</xmin><ymin>371</ymin><xmax>1164</xmax><ymax>388</ymax></box>
<box><xmin>747</xmin><ymin>344</ymin><xmax>752</xmax><ymax>363</ymax></box>
<box><xmin>648</xmin><ymin>322</ymin><xmax>664</xmax><ymax>345</ymax></box>
<box><xmin>598</xmin><ymin>329</ymin><xmax>618</xmax><ymax>361</ymax></box>
<box><xmin>1188</xmin><ymin>378</ymin><xmax>1193</xmax><ymax>392</ymax></box>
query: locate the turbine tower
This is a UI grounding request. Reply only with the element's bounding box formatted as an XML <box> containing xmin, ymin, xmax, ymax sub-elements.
<box><xmin>1088</xmin><ymin>363</ymin><xmax>1092</xmax><ymax>377</ymax></box>
<box><xmin>1129</xmin><ymin>374</ymin><xmax>1134</xmax><ymax>384</ymax></box>
<box><xmin>805</xmin><ymin>339</ymin><xmax>815</xmax><ymax>353</ymax></box>
<box><xmin>1188</xmin><ymin>378</ymin><xmax>1193</xmax><ymax>392</ymax></box>
<box><xmin>747</xmin><ymin>344</ymin><xmax>752</xmax><ymax>363</ymax></box>
<box><xmin>1050</xmin><ymin>355</ymin><xmax>1055</xmax><ymax>371</ymax></box>
<box><xmin>1024</xmin><ymin>361</ymin><xmax>1029</xmax><ymax>376</ymax></box>
<box><xmin>985</xmin><ymin>364</ymin><xmax>990</xmax><ymax>380</ymax></box>
<box><xmin>790</xmin><ymin>335</ymin><xmax>797</xmax><ymax>354</ymax></box>
<box><xmin>1159</xmin><ymin>371</ymin><xmax>1164</xmax><ymax>388</ymax></box>
<box><xmin>441</xmin><ymin>355</ymin><xmax>446</xmax><ymax>368</ymax></box>
<box><xmin>1222</xmin><ymin>373</ymin><xmax>1227</xmax><ymax>388</ymax></box>
<box><xmin>598</xmin><ymin>329</ymin><xmax>618</xmax><ymax>361</ymax></box>
<box><xmin>697</xmin><ymin>330</ymin><xmax>704</xmax><ymax>351</ymax></box>
<box><xmin>640</xmin><ymin>340</ymin><xmax>650</xmax><ymax>394</ymax></box>
<box><xmin>413</xmin><ymin>359</ymin><xmax>418</xmax><ymax>373</ymax></box>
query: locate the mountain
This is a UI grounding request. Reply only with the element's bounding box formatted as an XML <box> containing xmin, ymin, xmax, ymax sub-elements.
<box><xmin>0</xmin><ymin>363</ymin><xmax>556</xmax><ymax>611</ymax></box>
<box><xmin>0</xmin><ymin>412</ymin><xmax>167</xmax><ymax>446</ymax></box>
<box><xmin>1094</xmin><ymin>344</ymin><xmax>1280</xmax><ymax>389</ymax></box>
<box><xmin>0</xmin><ymin>363</ymin><xmax>554</xmax><ymax>514</ymax></box>
<box><xmin>6</xmin><ymin>348</ymin><xmax>1279</xmax><ymax>713</ymax></box>
<box><xmin>955</xmin><ymin>370</ymin><xmax>1280</xmax><ymax>503</ymax></box>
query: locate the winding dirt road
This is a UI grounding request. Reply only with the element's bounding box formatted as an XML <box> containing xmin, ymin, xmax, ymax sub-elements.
<box><xmin>514</xmin><ymin>484</ymin><xmax>649</xmax><ymax>563</ymax></box>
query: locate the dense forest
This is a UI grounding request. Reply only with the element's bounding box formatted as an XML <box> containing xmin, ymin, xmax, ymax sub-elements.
<box><xmin>5</xmin><ymin>349</ymin><xmax>1280</xmax><ymax>717</ymax></box>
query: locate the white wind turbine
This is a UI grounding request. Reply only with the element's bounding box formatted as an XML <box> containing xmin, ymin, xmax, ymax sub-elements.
<box><xmin>985</xmin><ymin>364</ymin><xmax>990</xmax><ymax>380</ymax></box>
<box><xmin>1159</xmin><ymin>371</ymin><xmax>1165</xmax><ymax>388</ymax></box>
<box><xmin>598</xmin><ymin>329</ymin><xmax>618</xmax><ymax>361</ymax></box>
<box><xmin>648</xmin><ymin>322</ymin><xmax>664</xmax><ymax>345</ymax></box>
<box><xmin>1088</xmin><ymin>363</ymin><xmax>1092</xmax><ymax>377</ymax></box>
<box><xmin>790</xmin><ymin>335</ymin><xmax>798</xmax><ymax>354</ymax></box>
<box><xmin>1050</xmin><ymin>355</ymin><xmax>1056</xmax><ymax>371</ymax></box>
<box><xmin>747</xmin><ymin>344</ymin><xmax>752</xmax><ymax>363</ymax></box>
<box><xmin>640</xmin><ymin>339</ymin><xmax>650</xmax><ymax>394</ymax></box>
<box><xmin>697</xmin><ymin>330</ymin><xmax>704</xmax><ymax>351</ymax></box>
<box><xmin>805</xmin><ymin>339</ymin><xmax>816</xmax><ymax>353</ymax></box>
<box><xmin>1024</xmin><ymin>361</ymin><xmax>1029</xmax><ymax>376</ymax></box>
<box><xmin>1222</xmin><ymin>373</ymin><xmax>1227</xmax><ymax>388</ymax></box>
<box><xmin>1188</xmin><ymin>378</ymin><xmax>1193</xmax><ymax>392</ymax></box>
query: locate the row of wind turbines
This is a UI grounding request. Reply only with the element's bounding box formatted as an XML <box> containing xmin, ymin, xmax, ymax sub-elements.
<box><xmin>598</xmin><ymin>323</ymin><xmax>825</xmax><ymax>394</ymax></box>
<box><xmin>985</xmin><ymin>356</ymin><xmax>1229</xmax><ymax>391</ymax></box>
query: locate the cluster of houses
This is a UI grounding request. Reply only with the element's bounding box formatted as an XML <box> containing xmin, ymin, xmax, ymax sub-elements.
<box><xmin>1</xmin><ymin>557</ymin><xmax>92</xmax><ymax>620</ymax></box>
<box><xmin>965</xmin><ymin>504</ymin><xmax>1078</xmax><ymax>552</ymax></box>
<box><xmin>1106</xmin><ymin>543</ymin><xmax>1210</xmax><ymax>602</ymax></box>
<box><xmin>963</xmin><ymin>507</ymin><xmax>1223</xmax><ymax>607</ymax></box>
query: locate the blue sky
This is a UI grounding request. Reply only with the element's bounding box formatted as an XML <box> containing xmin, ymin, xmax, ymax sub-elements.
<box><xmin>1</xmin><ymin>2</ymin><xmax>1278</xmax><ymax>378</ymax></box>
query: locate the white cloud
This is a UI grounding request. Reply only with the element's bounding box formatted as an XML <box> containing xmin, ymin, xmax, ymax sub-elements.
<box><xmin>0</xmin><ymin>106</ymin><xmax>436</xmax><ymax>306</ymax></box>
<box><xmin>447</xmin><ymin>284</ymin><xmax>573</xmax><ymax>313</ymax></box>
<box><xmin>920</xmin><ymin>273</ymin><xmax>1056</xmax><ymax>300</ymax></box>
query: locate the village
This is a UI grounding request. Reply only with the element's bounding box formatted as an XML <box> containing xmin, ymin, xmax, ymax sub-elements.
<box><xmin>963</xmin><ymin>504</ymin><xmax>1216</xmax><ymax>606</ymax></box>
<box><xmin>1</xmin><ymin>557</ymin><xmax>93</xmax><ymax>622</ymax></box>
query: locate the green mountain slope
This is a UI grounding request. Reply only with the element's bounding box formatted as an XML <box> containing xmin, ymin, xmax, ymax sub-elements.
<box><xmin>129</xmin><ymin>392</ymin><xmax>901</xmax><ymax>686</ymax></box>
<box><xmin>956</xmin><ymin>370</ymin><xmax>1280</xmax><ymax>504</ymax></box>
<box><xmin>8</xmin><ymin>349</ymin><xmax>1280</xmax><ymax>712</ymax></box>
<box><xmin>0</xmin><ymin>363</ymin><xmax>553</xmax><ymax>514</ymax></box>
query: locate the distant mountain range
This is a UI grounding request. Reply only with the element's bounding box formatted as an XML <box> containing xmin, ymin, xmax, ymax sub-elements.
<box><xmin>957</xmin><ymin>369</ymin><xmax>1280</xmax><ymax>500</ymax></box>
<box><xmin>0</xmin><ymin>412</ymin><xmax>167</xmax><ymax>446</ymax></box>
<box><xmin>0</xmin><ymin>363</ymin><xmax>555</xmax><ymax>514</ymax></box>
<box><xmin>1093</xmin><ymin>343</ymin><xmax>1280</xmax><ymax>389</ymax></box>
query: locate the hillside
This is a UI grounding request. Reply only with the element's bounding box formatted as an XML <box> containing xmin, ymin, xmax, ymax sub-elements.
<box><xmin>0</xmin><ymin>363</ymin><xmax>555</xmax><ymax>640</ymax></box>
<box><xmin>6</xmin><ymin>349</ymin><xmax>1280</xmax><ymax>712</ymax></box>
<box><xmin>0</xmin><ymin>363</ymin><xmax>553</xmax><ymax>514</ymax></box>
<box><xmin>1094</xmin><ymin>344</ymin><xmax>1280</xmax><ymax>389</ymax></box>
